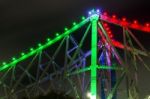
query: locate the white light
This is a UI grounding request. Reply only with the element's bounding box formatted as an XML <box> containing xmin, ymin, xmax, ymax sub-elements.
<box><xmin>91</xmin><ymin>95</ymin><xmax>96</xmax><ymax>99</ymax></box>
<box><xmin>87</xmin><ymin>92</ymin><xmax>96</xmax><ymax>99</ymax></box>
<box><xmin>87</xmin><ymin>92</ymin><xmax>91</xmax><ymax>98</ymax></box>
<box><xmin>97</xmin><ymin>9</ymin><xmax>100</xmax><ymax>13</ymax></box>
<box><xmin>89</xmin><ymin>11</ymin><xmax>92</xmax><ymax>15</ymax></box>
<box><xmin>148</xmin><ymin>95</ymin><xmax>150</xmax><ymax>99</ymax></box>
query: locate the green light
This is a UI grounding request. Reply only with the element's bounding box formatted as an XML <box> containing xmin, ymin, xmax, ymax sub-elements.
<box><xmin>56</xmin><ymin>33</ymin><xmax>59</xmax><ymax>36</ymax></box>
<box><xmin>0</xmin><ymin>17</ymin><xmax>89</xmax><ymax>71</ymax></box>
<box><xmin>2</xmin><ymin>62</ymin><xmax>6</xmax><ymax>65</ymax></box>
<box><xmin>73</xmin><ymin>22</ymin><xmax>76</xmax><ymax>26</ymax></box>
<box><xmin>97</xmin><ymin>65</ymin><xmax>123</xmax><ymax>70</ymax></box>
<box><xmin>65</xmin><ymin>28</ymin><xmax>68</xmax><ymax>31</ymax></box>
<box><xmin>12</xmin><ymin>57</ymin><xmax>16</xmax><ymax>61</ymax></box>
<box><xmin>30</xmin><ymin>48</ymin><xmax>34</xmax><ymax>51</ymax></box>
<box><xmin>47</xmin><ymin>38</ymin><xmax>51</xmax><ymax>42</ymax></box>
<box><xmin>82</xmin><ymin>16</ymin><xmax>85</xmax><ymax>20</ymax></box>
<box><xmin>21</xmin><ymin>53</ymin><xmax>25</xmax><ymax>56</ymax></box>
<box><xmin>90</xmin><ymin>11</ymin><xmax>99</xmax><ymax>99</ymax></box>
<box><xmin>38</xmin><ymin>43</ymin><xmax>42</xmax><ymax>47</ymax></box>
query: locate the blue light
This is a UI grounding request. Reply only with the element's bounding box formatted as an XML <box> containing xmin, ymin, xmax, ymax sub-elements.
<box><xmin>88</xmin><ymin>9</ymin><xmax>101</xmax><ymax>16</ymax></box>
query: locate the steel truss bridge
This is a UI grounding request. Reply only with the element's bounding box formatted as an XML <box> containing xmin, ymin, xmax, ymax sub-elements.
<box><xmin>0</xmin><ymin>9</ymin><xmax>150</xmax><ymax>99</ymax></box>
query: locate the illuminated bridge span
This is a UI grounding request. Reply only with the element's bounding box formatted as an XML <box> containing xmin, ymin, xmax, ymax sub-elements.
<box><xmin>0</xmin><ymin>9</ymin><xmax>149</xmax><ymax>99</ymax></box>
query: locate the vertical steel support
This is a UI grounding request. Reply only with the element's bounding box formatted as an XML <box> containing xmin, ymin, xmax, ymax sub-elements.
<box><xmin>90</xmin><ymin>13</ymin><xmax>99</xmax><ymax>99</ymax></box>
<box><xmin>111</xmin><ymin>68</ymin><xmax>117</xmax><ymax>99</ymax></box>
<box><xmin>123</xmin><ymin>28</ymin><xmax>129</xmax><ymax>98</ymax></box>
<box><xmin>100</xmin><ymin>52</ymin><xmax>106</xmax><ymax>99</ymax></box>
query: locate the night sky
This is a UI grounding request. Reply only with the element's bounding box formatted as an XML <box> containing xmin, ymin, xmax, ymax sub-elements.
<box><xmin>0</xmin><ymin>0</ymin><xmax>150</xmax><ymax>98</ymax></box>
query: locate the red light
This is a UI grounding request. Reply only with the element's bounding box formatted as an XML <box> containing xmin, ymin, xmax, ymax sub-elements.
<box><xmin>131</xmin><ymin>20</ymin><xmax>139</xmax><ymax>28</ymax></box>
<box><xmin>111</xmin><ymin>14</ymin><xmax>118</xmax><ymax>23</ymax></box>
<box><xmin>105</xmin><ymin>27</ymin><xmax>109</xmax><ymax>31</ymax></box>
<box><xmin>143</xmin><ymin>23</ymin><xmax>150</xmax><ymax>32</ymax></box>
<box><xmin>112</xmin><ymin>15</ymin><xmax>116</xmax><ymax>19</ymax></box>
<box><xmin>103</xmin><ymin>12</ymin><xmax>108</xmax><ymax>16</ymax></box>
<box><xmin>103</xmin><ymin>23</ymin><xmax>108</xmax><ymax>27</ymax></box>
<box><xmin>110</xmin><ymin>34</ymin><xmax>113</xmax><ymax>38</ymax></box>
<box><xmin>108</xmin><ymin>31</ymin><xmax>112</xmax><ymax>34</ymax></box>
<box><xmin>133</xmin><ymin>20</ymin><xmax>138</xmax><ymax>24</ymax></box>
<box><xmin>145</xmin><ymin>23</ymin><xmax>150</xmax><ymax>27</ymax></box>
<box><xmin>122</xmin><ymin>17</ymin><xmax>126</xmax><ymax>21</ymax></box>
<box><xmin>121</xmin><ymin>17</ymin><xmax>128</xmax><ymax>26</ymax></box>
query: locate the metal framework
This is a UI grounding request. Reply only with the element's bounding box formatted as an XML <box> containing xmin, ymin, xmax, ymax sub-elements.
<box><xmin>0</xmin><ymin>9</ymin><xmax>150</xmax><ymax>99</ymax></box>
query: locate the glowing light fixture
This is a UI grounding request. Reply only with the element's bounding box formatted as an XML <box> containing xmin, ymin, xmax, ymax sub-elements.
<box><xmin>30</xmin><ymin>48</ymin><xmax>34</xmax><ymax>51</ymax></box>
<box><xmin>88</xmin><ymin>9</ymin><xmax>101</xmax><ymax>16</ymax></box>
<box><xmin>112</xmin><ymin>15</ymin><xmax>116</xmax><ymax>19</ymax></box>
<box><xmin>103</xmin><ymin>12</ymin><xmax>108</xmax><ymax>16</ymax></box>
<box><xmin>133</xmin><ymin>20</ymin><xmax>138</xmax><ymax>24</ymax></box>
<box><xmin>65</xmin><ymin>28</ymin><xmax>68</xmax><ymax>31</ymax></box>
<box><xmin>96</xmin><ymin>9</ymin><xmax>100</xmax><ymax>13</ymax></box>
<box><xmin>73</xmin><ymin>22</ymin><xmax>76</xmax><ymax>26</ymax></box>
<box><xmin>104</xmin><ymin>23</ymin><xmax>108</xmax><ymax>27</ymax></box>
<box><xmin>87</xmin><ymin>92</ymin><xmax>96</xmax><ymax>99</ymax></box>
<box><xmin>47</xmin><ymin>38</ymin><xmax>51</xmax><ymax>42</ymax></box>
<box><xmin>56</xmin><ymin>33</ymin><xmax>59</xmax><ymax>36</ymax></box>
<box><xmin>146</xmin><ymin>23</ymin><xmax>150</xmax><ymax>27</ymax></box>
<box><xmin>106</xmin><ymin>27</ymin><xmax>110</xmax><ymax>31</ymax></box>
<box><xmin>108</xmin><ymin>31</ymin><xmax>112</xmax><ymax>34</ymax></box>
<box><xmin>88</xmin><ymin>11</ymin><xmax>92</xmax><ymax>15</ymax></box>
<box><xmin>87</xmin><ymin>92</ymin><xmax>91</xmax><ymax>98</ymax></box>
<box><xmin>38</xmin><ymin>43</ymin><xmax>42</xmax><ymax>47</ymax></box>
<box><xmin>82</xmin><ymin>16</ymin><xmax>85</xmax><ymax>20</ymax></box>
<box><xmin>21</xmin><ymin>53</ymin><xmax>25</xmax><ymax>56</ymax></box>
<box><xmin>2</xmin><ymin>62</ymin><xmax>6</xmax><ymax>65</ymax></box>
<box><xmin>122</xmin><ymin>17</ymin><xmax>126</xmax><ymax>21</ymax></box>
<box><xmin>148</xmin><ymin>95</ymin><xmax>150</xmax><ymax>99</ymax></box>
<box><xmin>12</xmin><ymin>57</ymin><xmax>16</xmax><ymax>61</ymax></box>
